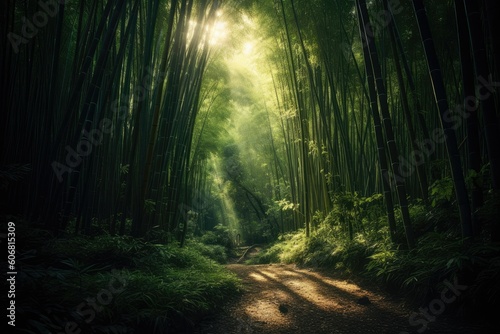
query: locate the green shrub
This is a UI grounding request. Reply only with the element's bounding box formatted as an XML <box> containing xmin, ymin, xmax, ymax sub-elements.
<box><xmin>366</xmin><ymin>232</ymin><xmax>500</xmax><ymax>312</ymax></box>
<box><xmin>186</xmin><ymin>240</ymin><xmax>229</xmax><ymax>264</ymax></box>
<box><xmin>249</xmin><ymin>227</ymin><xmax>374</xmax><ymax>272</ymax></box>
<box><xmin>200</xmin><ymin>224</ymin><xmax>233</xmax><ymax>247</ymax></box>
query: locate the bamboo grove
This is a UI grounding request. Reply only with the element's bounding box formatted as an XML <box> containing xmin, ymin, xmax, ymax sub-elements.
<box><xmin>2</xmin><ymin>0</ymin><xmax>227</xmax><ymax>240</ymax></box>
<box><xmin>258</xmin><ymin>0</ymin><xmax>500</xmax><ymax>247</ymax></box>
<box><xmin>2</xmin><ymin>0</ymin><xmax>499</xmax><ymax>248</ymax></box>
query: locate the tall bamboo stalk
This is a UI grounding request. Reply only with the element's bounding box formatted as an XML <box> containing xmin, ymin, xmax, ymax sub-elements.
<box><xmin>357</xmin><ymin>0</ymin><xmax>415</xmax><ymax>249</ymax></box>
<box><xmin>412</xmin><ymin>0</ymin><xmax>473</xmax><ymax>239</ymax></box>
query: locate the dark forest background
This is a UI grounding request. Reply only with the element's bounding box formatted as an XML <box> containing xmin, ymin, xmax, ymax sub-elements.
<box><xmin>1</xmin><ymin>0</ymin><xmax>499</xmax><ymax>333</ymax></box>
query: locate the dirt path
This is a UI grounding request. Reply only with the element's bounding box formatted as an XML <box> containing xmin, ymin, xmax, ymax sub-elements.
<box><xmin>197</xmin><ymin>264</ymin><xmax>490</xmax><ymax>334</ymax></box>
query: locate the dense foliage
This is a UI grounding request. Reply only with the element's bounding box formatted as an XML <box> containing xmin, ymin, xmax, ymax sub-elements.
<box><xmin>9</xmin><ymin>222</ymin><xmax>240</xmax><ymax>333</ymax></box>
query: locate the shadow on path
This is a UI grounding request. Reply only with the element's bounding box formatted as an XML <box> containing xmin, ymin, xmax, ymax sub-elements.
<box><xmin>197</xmin><ymin>264</ymin><xmax>491</xmax><ymax>334</ymax></box>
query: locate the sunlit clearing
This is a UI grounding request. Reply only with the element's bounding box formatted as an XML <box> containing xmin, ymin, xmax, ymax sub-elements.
<box><xmin>259</xmin><ymin>270</ymin><xmax>279</xmax><ymax>279</ymax></box>
<box><xmin>244</xmin><ymin>300</ymin><xmax>290</xmax><ymax>326</ymax></box>
<box><xmin>304</xmin><ymin>271</ymin><xmax>363</xmax><ymax>294</ymax></box>
<box><xmin>249</xmin><ymin>272</ymin><xmax>268</xmax><ymax>282</ymax></box>
<box><xmin>281</xmin><ymin>270</ymin><xmax>301</xmax><ymax>277</ymax></box>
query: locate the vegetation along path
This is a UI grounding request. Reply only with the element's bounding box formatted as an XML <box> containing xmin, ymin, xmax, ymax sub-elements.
<box><xmin>198</xmin><ymin>263</ymin><xmax>489</xmax><ymax>334</ymax></box>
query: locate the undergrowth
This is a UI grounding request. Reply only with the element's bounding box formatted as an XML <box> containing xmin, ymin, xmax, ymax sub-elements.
<box><xmin>249</xmin><ymin>195</ymin><xmax>500</xmax><ymax>324</ymax></box>
<box><xmin>8</xmin><ymin>226</ymin><xmax>241</xmax><ymax>334</ymax></box>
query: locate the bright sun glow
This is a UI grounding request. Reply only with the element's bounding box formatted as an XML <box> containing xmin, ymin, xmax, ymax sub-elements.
<box><xmin>234</xmin><ymin>13</ymin><xmax>259</xmax><ymax>59</ymax></box>
<box><xmin>243</xmin><ymin>41</ymin><xmax>254</xmax><ymax>55</ymax></box>
<box><xmin>186</xmin><ymin>10</ymin><xmax>228</xmax><ymax>47</ymax></box>
<box><xmin>241</xmin><ymin>13</ymin><xmax>254</xmax><ymax>27</ymax></box>
<box><xmin>208</xmin><ymin>20</ymin><xmax>228</xmax><ymax>45</ymax></box>
<box><xmin>187</xmin><ymin>20</ymin><xmax>197</xmax><ymax>44</ymax></box>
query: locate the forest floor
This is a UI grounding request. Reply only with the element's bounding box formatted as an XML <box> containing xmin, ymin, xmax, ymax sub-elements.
<box><xmin>195</xmin><ymin>248</ymin><xmax>493</xmax><ymax>334</ymax></box>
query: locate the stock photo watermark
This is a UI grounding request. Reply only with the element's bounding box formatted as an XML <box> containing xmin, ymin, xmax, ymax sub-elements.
<box><xmin>3</xmin><ymin>222</ymin><xmax>17</xmax><ymax>327</ymax></box>
<box><xmin>399</xmin><ymin>277</ymin><xmax>468</xmax><ymax>334</ymax></box>
<box><xmin>342</xmin><ymin>0</ymin><xmax>403</xmax><ymax>61</ymax></box>
<box><xmin>384</xmin><ymin>75</ymin><xmax>499</xmax><ymax>186</ymax></box>
<box><xmin>7</xmin><ymin>0</ymin><xmax>70</xmax><ymax>54</ymax></box>
<box><xmin>55</xmin><ymin>269</ymin><xmax>127</xmax><ymax>334</ymax></box>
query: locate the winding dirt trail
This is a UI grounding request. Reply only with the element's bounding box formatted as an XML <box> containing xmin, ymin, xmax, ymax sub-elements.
<box><xmin>197</xmin><ymin>263</ymin><xmax>490</xmax><ymax>334</ymax></box>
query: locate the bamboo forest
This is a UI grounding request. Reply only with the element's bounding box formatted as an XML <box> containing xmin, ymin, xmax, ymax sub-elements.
<box><xmin>2</xmin><ymin>0</ymin><xmax>500</xmax><ymax>333</ymax></box>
